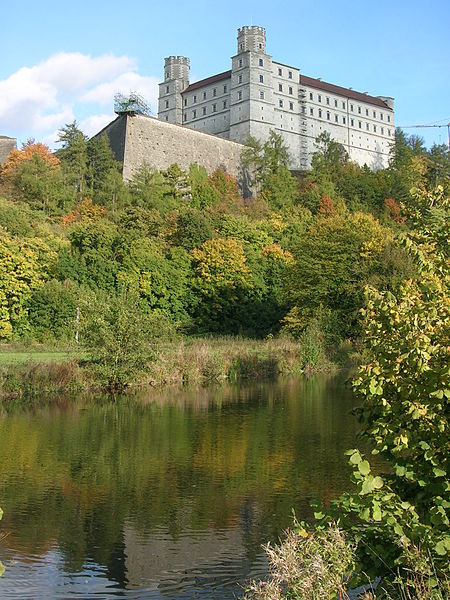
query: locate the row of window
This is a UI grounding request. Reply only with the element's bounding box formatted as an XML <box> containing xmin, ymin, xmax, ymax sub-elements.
<box><xmin>309</xmin><ymin>92</ymin><xmax>391</xmax><ymax>121</ymax></box>
<box><xmin>184</xmin><ymin>101</ymin><xmax>228</xmax><ymax>120</ymax></box>
<box><xmin>310</xmin><ymin>107</ymin><xmax>391</xmax><ymax>134</ymax></box>
<box><xmin>183</xmin><ymin>85</ymin><xmax>228</xmax><ymax>106</ymax></box>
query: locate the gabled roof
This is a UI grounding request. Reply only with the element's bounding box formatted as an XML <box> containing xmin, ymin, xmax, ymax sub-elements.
<box><xmin>183</xmin><ymin>70</ymin><xmax>231</xmax><ymax>93</ymax></box>
<box><xmin>181</xmin><ymin>69</ymin><xmax>391</xmax><ymax>110</ymax></box>
<box><xmin>298</xmin><ymin>74</ymin><xmax>391</xmax><ymax>109</ymax></box>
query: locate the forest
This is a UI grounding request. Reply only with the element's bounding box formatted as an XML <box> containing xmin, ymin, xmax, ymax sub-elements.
<box><xmin>0</xmin><ymin>125</ymin><xmax>447</xmax><ymax>361</ymax></box>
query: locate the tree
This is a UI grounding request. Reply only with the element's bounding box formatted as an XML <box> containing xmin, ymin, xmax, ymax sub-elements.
<box><xmin>86</xmin><ymin>134</ymin><xmax>124</xmax><ymax>206</ymax></box>
<box><xmin>0</xmin><ymin>236</ymin><xmax>50</xmax><ymax>339</ymax></box>
<box><xmin>1</xmin><ymin>140</ymin><xmax>63</xmax><ymax>213</ymax></box>
<box><xmin>311</xmin><ymin>131</ymin><xmax>348</xmax><ymax>174</ymax></box>
<box><xmin>283</xmin><ymin>210</ymin><xmax>394</xmax><ymax>339</ymax></box>
<box><xmin>318</xmin><ymin>185</ymin><xmax>450</xmax><ymax>591</ymax></box>
<box><xmin>242</xmin><ymin>130</ymin><xmax>291</xmax><ymax>188</ymax></box>
<box><xmin>81</xmin><ymin>289</ymin><xmax>170</xmax><ymax>390</ymax></box>
<box><xmin>56</xmin><ymin>121</ymin><xmax>89</xmax><ymax>200</ymax></box>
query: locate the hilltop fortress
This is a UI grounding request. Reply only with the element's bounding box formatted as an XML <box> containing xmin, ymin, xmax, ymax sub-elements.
<box><xmin>100</xmin><ymin>26</ymin><xmax>394</xmax><ymax>182</ymax></box>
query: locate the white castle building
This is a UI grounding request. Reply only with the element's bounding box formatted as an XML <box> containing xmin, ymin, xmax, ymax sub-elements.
<box><xmin>158</xmin><ymin>26</ymin><xmax>394</xmax><ymax>170</ymax></box>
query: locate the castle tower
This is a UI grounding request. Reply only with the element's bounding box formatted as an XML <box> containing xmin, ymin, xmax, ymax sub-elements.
<box><xmin>158</xmin><ymin>56</ymin><xmax>190</xmax><ymax>124</ymax></box>
<box><xmin>237</xmin><ymin>25</ymin><xmax>266</xmax><ymax>54</ymax></box>
<box><xmin>229</xmin><ymin>26</ymin><xmax>274</xmax><ymax>144</ymax></box>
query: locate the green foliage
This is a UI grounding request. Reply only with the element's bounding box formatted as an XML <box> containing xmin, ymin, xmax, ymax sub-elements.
<box><xmin>26</xmin><ymin>279</ymin><xmax>83</xmax><ymax>342</ymax></box>
<box><xmin>318</xmin><ymin>186</ymin><xmax>450</xmax><ymax>586</ymax></box>
<box><xmin>283</xmin><ymin>210</ymin><xmax>395</xmax><ymax>340</ymax></box>
<box><xmin>0</xmin><ymin>234</ymin><xmax>55</xmax><ymax>340</ymax></box>
<box><xmin>56</xmin><ymin>121</ymin><xmax>89</xmax><ymax>200</ymax></box>
<box><xmin>311</xmin><ymin>131</ymin><xmax>348</xmax><ymax>174</ymax></box>
<box><xmin>81</xmin><ymin>289</ymin><xmax>172</xmax><ymax>390</ymax></box>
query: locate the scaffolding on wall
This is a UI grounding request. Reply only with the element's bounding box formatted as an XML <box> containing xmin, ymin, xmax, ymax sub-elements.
<box><xmin>298</xmin><ymin>87</ymin><xmax>308</xmax><ymax>170</ymax></box>
<box><xmin>114</xmin><ymin>92</ymin><xmax>151</xmax><ymax>116</ymax></box>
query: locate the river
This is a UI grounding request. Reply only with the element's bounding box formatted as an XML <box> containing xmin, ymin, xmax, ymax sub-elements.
<box><xmin>0</xmin><ymin>374</ymin><xmax>358</xmax><ymax>599</ymax></box>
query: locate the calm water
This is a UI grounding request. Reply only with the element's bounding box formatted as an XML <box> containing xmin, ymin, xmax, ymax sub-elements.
<box><xmin>0</xmin><ymin>375</ymin><xmax>358</xmax><ymax>599</ymax></box>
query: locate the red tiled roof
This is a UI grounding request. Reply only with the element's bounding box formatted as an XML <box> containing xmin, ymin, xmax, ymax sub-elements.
<box><xmin>184</xmin><ymin>70</ymin><xmax>231</xmax><ymax>93</ymax></box>
<box><xmin>182</xmin><ymin>69</ymin><xmax>392</xmax><ymax>110</ymax></box>
<box><xmin>299</xmin><ymin>74</ymin><xmax>391</xmax><ymax>109</ymax></box>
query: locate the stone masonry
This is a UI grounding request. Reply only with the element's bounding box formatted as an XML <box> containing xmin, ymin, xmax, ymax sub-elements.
<box><xmin>0</xmin><ymin>136</ymin><xmax>17</xmax><ymax>164</ymax></box>
<box><xmin>98</xmin><ymin>113</ymin><xmax>245</xmax><ymax>183</ymax></box>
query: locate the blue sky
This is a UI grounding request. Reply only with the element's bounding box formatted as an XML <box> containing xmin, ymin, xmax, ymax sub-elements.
<box><xmin>1</xmin><ymin>0</ymin><xmax>449</xmax><ymax>149</ymax></box>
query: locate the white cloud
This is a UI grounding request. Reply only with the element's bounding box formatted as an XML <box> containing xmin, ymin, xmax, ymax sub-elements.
<box><xmin>0</xmin><ymin>52</ymin><xmax>159</xmax><ymax>147</ymax></box>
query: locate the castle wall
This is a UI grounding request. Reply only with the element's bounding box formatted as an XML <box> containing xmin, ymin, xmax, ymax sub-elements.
<box><xmin>113</xmin><ymin>114</ymin><xmax>244</xmax><ymax>182</ymax></box>
<box><xmin>0</xmin><ymin>136</ymin><xmax>17</xmax><ymax>164</ymax></box>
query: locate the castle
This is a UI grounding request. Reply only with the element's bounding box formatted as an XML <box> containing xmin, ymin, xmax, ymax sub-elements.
<box><xmin>158</xmin><ymin>26</ymin><xmax>395</xmax><ymax>170</ymax></box>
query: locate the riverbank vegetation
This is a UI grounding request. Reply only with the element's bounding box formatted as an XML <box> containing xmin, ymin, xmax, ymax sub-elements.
<box><xmin>1</xmin><ymin>124</ymin><xmax>447</xmax><ymax>393</ymax></box>
<box><xmin>245</xmin><ymin>184</ymin><xmax>450</xmax><ymax>598</ymax></box>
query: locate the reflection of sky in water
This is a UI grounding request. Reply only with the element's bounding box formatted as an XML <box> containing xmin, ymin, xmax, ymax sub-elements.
<box><xmin>0</xmin><ymin>375</ymin><xmax>358</xmax><ymax>598</ymax></box>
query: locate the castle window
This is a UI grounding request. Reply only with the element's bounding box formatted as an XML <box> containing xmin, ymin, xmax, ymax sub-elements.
<box><xmin>310</xmin><ymin>107</ymin><xmax>314</xmax><ymax>115</ymax></box>
<box><xmin>223</xmin><ymin>100</ymin><xmax>227</xmax><ymax>109</ymax></box>
<box><xmin>166</xmin><ymin>85</ymin><xmax>170</xmax><ymax>93</ymax></box>
<box><xmin>203</xmin><ymin>107</ymin><xmax>206</xmax><ymax>115</ymax></box>
<box><xmin>342</xmin><ymin>101</ymin><xmax>346</xmax><ymax>109</ymax></box>
<box><xmin>259</xmin><ymin>43</ymin><xmax>262</xmax><ymax>49</ymax></box>
<box><xmin>290</xmin><ymin>102</ymin><xmax>294</xmax><ymax>110</ymax></box>
<box><xmin>335</xmin><ymin>114</ymin><xmax>338</xmax><ymax>123</ymax></box>
<box><xmin>184</xmin><ymin>113</ymin><xmax>187</xmax><ymax>121</ymax></box>
<box><xmin>289</xmin><ymin>86</ymin><xmax>293</xmax><ymax>95</ymax></box>
<box><xmin>388</xmin><ymin>128</ymin><xmax>391</xmax><ymax>135</ymax></box>
<box><xmin>387</xmin><ymin>115</ymin><xmax>391</xmax><ymax>122</ymax></box>
<box><xmin>309</xmin><ymin>92</ymin><xmax>313</xmax><ymax>100</ymax></box>
<box><xmin>193</xmin><ymin>110</ymin><xmax>196</xmax><ymax>118</ymax></box>
<box><xmin>302</xmin><ymin>105</ymin><xmax>306</xmax><ymax>113</ymax></box>
<box><xmin>373</xmin><ymin>110</ymin><xmax>376</xmax><ymax>118</ymax></box>
<box><xmin>165</xmin><ymin>71</ymin><xmax>169</xmax><ymax>80</ymax></box>
<box><xmin>240</xmin><ymin>43</ymin><xmax>243</xmax><ymax>50</ymax></box>
<box><xmin>279</xmin><ymin>83</ymin><xmax>283</xmax><ymax>91</ymax></box>
<box><xmin>260</xmin><ymin>90</ymin><xmax>265</xmax><ymax>99</ymax></box>
<box><xmin>373</xmin><ymin>124</ymin><xmax>377</xmax><ymax>132</ymax></box>
<box><xmin>288</xmin><ymin>70</ymin><xmax>293</xmax><ymax>79</ymax></box>
<box><xmin>165</xmin><ymin>100</ymin><xmax>169</xmax><ymax>108</ymax></box>
<box><xmin>238</xmin><ymin>74</ymin><xmax>242</xmax><ymax>84</ymax></box>
<box><xmin>212</xmin><ymin>104</ymin><xmax>217</xmax><ymax>112</ymax></box>
<box><xmin>359</xmin><ymin>121</ymin><xmax>362</xmax><ymax>128</ymax></box>
<box><xmin>184</xmin><ymin>98</ymin><xmax>187</xmax><ymax>106</ymax></box>
<box><xmin>278</xmin><ymin>67</ymin><xmax>282</xmax><ymax>76</ymax></box>
<box><xmin>381</xmin><ymin>127</ymin><xmax>384</xmax><ymax>135</ymax></box>
<box><xmin>343</xmin><ymin>116</ymin><xmax>346</xmax><ymax>124</ymax></box>
<box><xmin>223</xmin><ymin>85</ymin><xmax>227</xmax><ymax>93</ymax></box>
<box><xmin>318</xmin><ymin>109</ymin><xmax>322</xmax><ymax>118</ymax></box>
<box><xmin>259</xmin><ymin>58</ymin><xmax>264</xmax><ymax>66</ymax></box>
<box><xmin>239</xmin><ymin>58</ymin><xmax>243</xmax><ymax>67</ymax></box>
<box><xmin>238</xmin><ymin>91</ymin><xmax>242</xmax><ymax>100</ymax></box>
<box><xmin>326</xmin><ymin>97</ymin><xmax>330</xmax><ymax>105</ymax></box>
<box><xmin>366</xmin><ymin>123</ymin><xmax>370</xmax><ymax>130</ymax></box>
<box><xmin>213</xmin><ymin>88</ymin><xmax>217</xmax><ymax>97</ymax></box>
<box><xmin>380</xmin><ymin>113</ymin><xmax>383</xmax><ymax>120</ymax></box>
<box><xmin>327</xmin><ymin>111</ymin><xmax>330</xmax><ymax>120</ymax></box>
<box><xmin>193</xmin><ymin>95</ymin><xmax>197</xmax><ymax>103</ymax></box>
<box><xmin>259</xmin><ymin>75</ymin><xmax>264</xmax><ymax>83</ymax></box>
<box><xmin>358</xmin><ymin>106</ymin><xmax>361</xmax><ymax>114</ymax></box>
<box><xmin>350</xmin><ymin>104</ymin><xmax>354</xmax><ymax>111</ymax></box>
<box><xmin>203</xmin><ymin>92</ymin><xmax>207</xmax><ymax>100</ymax></box>
<box><xmin>366</xmin><ymin>108</ymin><xmax>369</xmax><ymax>116</ymax></box>
<box><xmin>279</xmin><ymin>99</ymin><xmax>283</xmax><ymax>107</ymax></box>
<box><xmin>351</xmin><ymin>118</ymin><xmax>354</xmax><ymax>126</ymax></box>
<box><xmin>318</xmin><ymin>94</ymin><xmax>322</xmax><ymax>102</ymax></box>
<box><xmin>165</xmin><ymin>115</ymin><xmax>168</xmax><ymax>121</ymax></box>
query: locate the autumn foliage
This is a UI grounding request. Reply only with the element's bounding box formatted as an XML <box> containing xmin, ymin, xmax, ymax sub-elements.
<box><xmin>62</xmin><ymin>198</ymin><xmax>107</xmax><ymax>227</ymax></box>
<box><xmin>2</xmin><ymin>140</ymin><xmax>60</xmax><ymax>176</ymax></box>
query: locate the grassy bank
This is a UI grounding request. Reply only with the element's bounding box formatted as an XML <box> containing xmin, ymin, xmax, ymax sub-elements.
<box><xmin>0</xmin><ymin>335</ymin><xmax>340</xmax><ymax>399</ymax></box>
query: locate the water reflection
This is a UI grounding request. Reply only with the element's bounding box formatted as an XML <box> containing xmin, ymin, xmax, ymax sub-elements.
<box><xmin>0</xmin><ymin>375</ymin><xmax>357</xmax><ymax>598</ymax></box>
